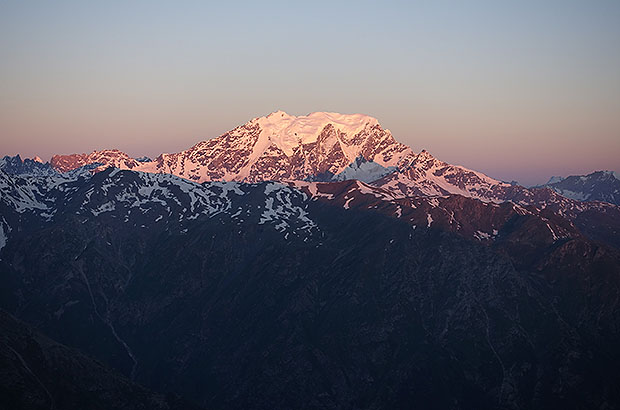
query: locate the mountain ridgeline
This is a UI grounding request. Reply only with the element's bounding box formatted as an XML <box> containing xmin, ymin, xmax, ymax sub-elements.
<box><xmin>1</xmin><ymin>111</ymin><xmax>620</xmax><ymax>409</ymax></box>
<box><xmin>536</xmin><ymin>171</ymin><xmax>620</xmax><ymax>206</ymax></box>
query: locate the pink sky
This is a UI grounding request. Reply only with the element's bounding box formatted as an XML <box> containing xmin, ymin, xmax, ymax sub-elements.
<box><xmin>1</xmin><ymin>1</ymin><xmax>619</xmax><ymax>186</ymax></box>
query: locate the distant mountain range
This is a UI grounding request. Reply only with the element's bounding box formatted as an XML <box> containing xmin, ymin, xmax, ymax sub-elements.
<box><xmin>0</xmin><ymin>154</ymin><xmax>57</xmax><ymax>177</ymax></box>
<box><xmin>1</xmin><ymin>111</ymin><xmax>620</xmax><ymax>409</ymax></box>
<box><xmin>8</xmin><ymin>110</ymin><xmax>616</xmax><ymax>207</ymax></box>
<box><xmin>535</xmin><ymin>170</ymin><xmax>620</xmax><ymax>206</ymax></box>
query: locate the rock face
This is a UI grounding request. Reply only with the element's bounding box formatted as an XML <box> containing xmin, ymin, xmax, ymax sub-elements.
<box><xmin>537</xmin><ymin>170</ymin><xmax>620</xmax><ymax>205</ymax></box>
<box><xmin>50</xmin><ymin>149</ymin><xmax>142</xmax><ymax>173</ymax></box>
<box><xmin>1</xmin><ymin>167</ymin><xmax>620</xmax><ymax>409</ymax></box>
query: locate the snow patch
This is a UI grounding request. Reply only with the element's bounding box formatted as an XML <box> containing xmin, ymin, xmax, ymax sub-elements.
<box><xmin>474</xmin><ymin>230</ymin><xmax>491</xmax><ymax>240</ymax></box>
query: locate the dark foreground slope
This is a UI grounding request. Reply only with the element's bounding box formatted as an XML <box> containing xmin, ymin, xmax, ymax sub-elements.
<box><xmin>0</xmin><ymin>310</ymin><xmax>201</xmax><ymax>410</ymax></box>
<box><xmin>1</xmin><ymin>170</ymin><xmax>620</xmax><ymax>409</ymax></box>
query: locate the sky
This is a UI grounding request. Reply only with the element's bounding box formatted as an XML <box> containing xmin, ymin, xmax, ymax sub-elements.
<box><xmin>1</xmin><ymin>0</ymin><xmax>619</xmax><ymax>186</ymax></box>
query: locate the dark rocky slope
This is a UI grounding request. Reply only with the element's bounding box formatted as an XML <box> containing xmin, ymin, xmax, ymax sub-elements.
<box><xmin>1</xmin><ymin>168</ymin><xmax>620</xmax><ymax>409</ymax></box>
<box><xmin>2</xmin><ymin>172</ymin><xmax>620</xmax><ymax>409</ymax></box>
<box><xmin>0</xmin><ymin>309</ymin><xmax>202</xmax><ymax>410</ymax></box>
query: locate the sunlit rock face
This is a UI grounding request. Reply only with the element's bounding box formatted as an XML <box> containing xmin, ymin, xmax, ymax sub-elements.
<box><xmin>49</xmin><ymin>111</ymin><xmax>413</xmax><ymax>183</ymax></box>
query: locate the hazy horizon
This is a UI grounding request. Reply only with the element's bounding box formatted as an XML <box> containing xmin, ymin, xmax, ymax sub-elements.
<box><xmin>2</xmin><ymin>1</ymin><xmax>619</xmax><ymax>186</ymax></box>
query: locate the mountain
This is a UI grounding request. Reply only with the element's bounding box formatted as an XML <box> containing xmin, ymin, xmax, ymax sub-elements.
<box><xmin>538</xmin><ymin>170</ymin><xmax>620</xmax><ymax>205</ymax></box>
<box><xmin>1</xmin><ymin>165</ymin><xmax>620</xmax><ymax>409</ymax></box>
<box><xmin>43</xmin><ymin>111</ymin><xmax>536</xmax><ymax>204</ymax></box>
<box><xmin>545</xmin><ymin>176</ymin><xmax>565</xmax><ymax>185</ymax></box>
<box><xmin>50</xmin><ymin>111</ymin><xmax>414</xmax><ymax>182</ymax></box>
<box><xmin>0</xmin><ymin>167</ymin><xmax>317</xmax><ymax>253</ymax></box>
<box><xmin>1</xmin><ymin>155</ymin><xmax>58</xmax><ymax>177</ymax></box>
<box><xmin>373</xmin><ymin>150</ymin><xmax>513</xmax><ymax>201</ymax></box>
<box><xmin>45</xmin><ymin>112</ymin><xmax>620</xmax><ymax>212</ymax></box>
<box><xmin>0</xmin><ymin>309</ymin><xmax>202</xmax><ymax>410</ymax></box>
<box><xmin>40</xmin><ymin>111</ymin><xmax>550</xmax><ymax>206</ymax></box>
<box><xmin>4</xmin><ymin>111</ymin><xmax>620</xmax><ymax>408</ymax></box>
<box><xmin>50</xmin><ymin>149</ymin><xmax>143</xmax><ymax>173</ymax></box>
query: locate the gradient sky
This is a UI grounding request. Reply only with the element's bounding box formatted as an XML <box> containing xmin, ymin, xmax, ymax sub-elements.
<box><xmin>1</xmin><ymin>0</ymin><xmax>619</xmax><ymax>185</ymax></box>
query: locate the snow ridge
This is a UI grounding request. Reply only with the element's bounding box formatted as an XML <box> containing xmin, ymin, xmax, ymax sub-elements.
<box><xmin>0</xmin><ymin>167</ymin><xmax>320</xmax><ymax>250</ymax></box>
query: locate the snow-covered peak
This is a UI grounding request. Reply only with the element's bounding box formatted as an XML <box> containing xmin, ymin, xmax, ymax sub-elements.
<box><xmin>251</xmin><ymin>111</ymin><xmax>380</xmax><ymax>156</ymax></box>
<box><xmin>546</xmin><ymin>176</ymin><xmax>565</xmax><ymax>184</ymax></box>
<box><xmin>265</xmin><ymin>110</ymin><xmax>295</xmax><ymax>120</ymax></box>
<box><xmin>539</xmin><ymin>170</ymin><xmax>620</xmax><ymax>205</ymax></box>
<box><xmin>42</xmin><ymin>111</ymin><xmax>412</xmax><ymax>183</ymax></box>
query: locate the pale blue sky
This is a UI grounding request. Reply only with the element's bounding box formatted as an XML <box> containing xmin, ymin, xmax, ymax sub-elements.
<box><xmin>1</xmin><ymin>0</ymin><xmax>619</xmax><ymax>185</ymax></box>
